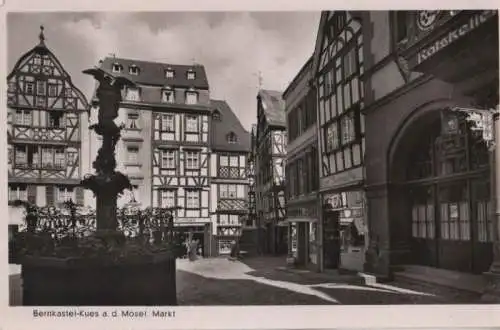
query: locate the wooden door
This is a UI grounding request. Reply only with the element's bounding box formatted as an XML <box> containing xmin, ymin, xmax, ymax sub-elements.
<box><xmin>409</xmin><ymin>185</ymin><xmax>439</xmax><ymax>267</ymax></box>
<box><xmin>436</xmin><ymin>181</ymin><xmax>473</xmax><ymax>272</ymax></box>
<box><xmin>470</xmin><ymin>177</ymin><xmax>494</xmax><ymax>273</ymax></box>
<box><xmin>323</xmin><ymin>210</ymin><xmax>340</xmax><ymax>269</ymax></box>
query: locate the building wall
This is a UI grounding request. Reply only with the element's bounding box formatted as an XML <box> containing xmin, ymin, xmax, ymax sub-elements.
<box><xmin>362</xmin><ymin>10</ymin><xmax>498</xmax><ymax>277</ymax></box>
<box><xmin>7</xmin><ymin>44</ymin><xmax>88</xmax><ymax>209</ymax></box>
<box><xmin>283</xmin><ymin>58</ymin><xmax>321</xmax><ymax>268</ymax></box>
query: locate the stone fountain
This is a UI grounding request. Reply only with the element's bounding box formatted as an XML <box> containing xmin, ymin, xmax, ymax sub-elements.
<box><xmin>18</xmin><ymin>68</ymin><xmax>177</xmax><ymax>306</ymax></box>
<box><xmin>81</xmin><ymin>67</ymin><xmax>134</xmax><ymax>237</ymax></box>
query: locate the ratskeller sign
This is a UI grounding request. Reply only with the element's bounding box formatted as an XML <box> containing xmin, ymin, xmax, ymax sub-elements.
<box><xmin>417</xmin><ymin>10</ymin><xmax>497</xmax><ymax>65</ymax></box>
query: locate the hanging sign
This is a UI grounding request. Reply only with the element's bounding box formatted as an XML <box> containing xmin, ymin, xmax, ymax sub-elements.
<box><xmin>416</xmin><ymin>10</ymin><xmax>497</xmax><ymax>65</ymax></box>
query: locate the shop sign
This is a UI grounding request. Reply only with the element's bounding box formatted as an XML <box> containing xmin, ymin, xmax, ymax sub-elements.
<box><xmin>324</xmin><ymin>192</ymin><xmax>346</xmax><ymax>209</ymax></box>
<box><xmin>175</xmin><ymin>218</ymin><xmax>208</xmax><ymax>225</ymax></box>
<box><xmin>320</xmin><ymin>166</ymin><xmax>363</xmax><ymax>191</ymax></box>
<box><xmin>416</xmin><ymin>10</ymin><xmax>497</xmax><ymax>65</ymax></box>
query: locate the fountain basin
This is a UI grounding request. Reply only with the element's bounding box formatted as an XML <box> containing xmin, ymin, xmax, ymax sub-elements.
<box><xmin>21</xmin><ymin>251</ymin><xmax>177</xmax><ymax>306</ymax></box>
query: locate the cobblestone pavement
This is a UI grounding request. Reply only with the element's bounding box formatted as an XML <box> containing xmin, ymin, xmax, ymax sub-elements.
<box><xmin>177</xmin><ymin>257</ymin><xmax>482</xmax><ymax>305</ymax></box>
<box><xmin>9</xmin><ymin>258</ymin><xmax>482</xmax><ymax>306</ymax></box>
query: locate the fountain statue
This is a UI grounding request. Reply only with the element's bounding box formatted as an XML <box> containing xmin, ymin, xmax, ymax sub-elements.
<box><xmin>81</xmin><ymin>67</ymin><xmax>135</xmax><ymax>233</ymax></box>
<box><xmin>17</xmin><ymin>66</ymin><xmax>178</xmax><ymax>306</ymax></box>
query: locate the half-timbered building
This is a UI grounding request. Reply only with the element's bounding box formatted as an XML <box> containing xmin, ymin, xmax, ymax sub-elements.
<box><xmin>90</xmin><ymin>57</ymin><xmax>213</xmax><ymax>256</ymax></box>
<box><xmin>255</xmin><ymin>89</ymin><xmax>287</xmax><ymax>255</ymax></box>
<box><xmin>312</xmin><ymin>12</ymin><xmax>368</xmax><ymax>272</ymax></box>
<box><xmin>7</xmin><ymin>26</ymin><xmax>88</xmax><ymax>209</ymax></box>
<box><xmin>283</xmin><ymin>56</ymin><xmax>320</xmax><ymax>269</ymax></box>
<box><xmin>209</xmin><ymin>100</ymin><xmax>250</xmax><ymax>255</ymax></box>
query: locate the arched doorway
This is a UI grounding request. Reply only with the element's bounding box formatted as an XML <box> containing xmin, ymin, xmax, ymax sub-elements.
<box><xmin>391</xmin><ymin>108</ymin><xmax>493</xmax><ymax>274</ymax></box>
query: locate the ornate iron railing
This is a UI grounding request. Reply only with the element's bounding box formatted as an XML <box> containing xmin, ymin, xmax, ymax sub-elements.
<box><xmin>9</xmin><ymin>200</ymin><xmax>188</xmax><ymax>261</ymax></box>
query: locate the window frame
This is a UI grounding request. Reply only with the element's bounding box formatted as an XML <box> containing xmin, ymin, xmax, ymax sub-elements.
<box><xmin>9</xmin><ymin>184</ymin><xmax>28</xmax><ymax>201</ymax></box>
<box><xmin>185</xmin><ymin>189</ymin><xmax>200</xmax><ymax>209</ymax></box>
<box><xmin>185</xmin><ymin>150</ymin><xmax>200</xmax><ymax>170</ymax></box>
<box><xmin>47</xmin><ymin>111</ymin><xmax>65</xmax><ymax>129</ymax></box>
<box><xmin>56</xmin><ymin>186</ymin><xmax>75</xmax><ymax>203</ymax></box>
<box><xmin>165</xmin><ymin>69</ymin><xmax>175</xmax><ymax>78</ymax></box>
<box><xmin>129</xmin><ymin>65</ymin><xmax>140</xmax><ymax>75</ymax></box>
<box><xmin>219</xmin><ymin>184</ymin><xmax>238</xmax><ymax>199</ymax></box>
<box><xmin>161</xmin><ymin>87</ymin><xmax>175</xmax><ymax>103</ymax></box>
<box><xmin>161</xmin><ymin>114</ymin><xmax>175</xmax><ymax>132</ymax></box>
<box><xmin>14</xmin><ymin>110</ymin><xmax>32</xmax><ymax>126</ymax></box>
<box><xmin>25</xmin><ymin>82</ymin><xmax>34</xmax><ymax>95</ymax></box>
<box><xmin>48</xmin><ymin>83</ymin><xmax>58</xmax><ymax>97</ymax></box>
<box><xmin>218</xmin><ymin>154</ymin><xmax>242</xmax><ymax>178</ymax></box>
<box><xmin>125</xmin><ymin>87</ymin><xmax>141</xmax><ymax>102</ymax></box>
<box><xmin>185</xmin><ymin>115</ymin><xmax>199</xmax><ymax>133</ymax></box>
<box><xmin>318</xmin><ymin>15</ymin><xmax>364</xmax><ymax>177</ymax></box>
<box><xmin>161</xmin><ymin>150</ymin><xmax>176</xmax><ymax>169</ymax></box>
<box><xmin>112</xmin><ymin>63</ymin><xmax>122</xmax><ymax>73</ymax></box>
<box><xmin>126</xmin><ymin>146</ymin><xmax>140</xmax><ymax>163</ymax></box>
<box><xmin>185</xmin><ymin>91</ymin><xmax>199</xmax><ymax>105</ymax></box>
<box><xmin>187</xmin><ymin>70</ymin><xmax>196</xmax><ymax>80</ymax></box>
<box><xmin>160</xmin><ymin>189</ymin><xmax>177</xmax><ymax>208</ymax></box>
<box><xmin>227</xmin><ymin>132</ymin><xmax>238</xmax><ymax>144</ymax></box>
<box><xmin>212</xmin><ymin>110</ymin><xmax>221</xmax><ymax>121</ymax></box>
<box><xmin>127</xmin><ymin>113</ymin><xmax>140</xmax><ymax>129</ymax></box>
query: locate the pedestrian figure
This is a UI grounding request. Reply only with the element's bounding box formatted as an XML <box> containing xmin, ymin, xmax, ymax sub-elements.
<box><xmin>229</xmin><ymin>240</ymin><xmax>239</xmax><ymax>259</ymax></box>
<box><xmin>188</xmin><ymin>240</ymin><xmax>197</xmax><ymax>261</ymax></box>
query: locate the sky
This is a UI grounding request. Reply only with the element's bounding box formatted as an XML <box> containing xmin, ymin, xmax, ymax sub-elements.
<box><xmin>7</xmin><ymin>12</ymin><xmax>321</xmax><ymax>131</ymax></box>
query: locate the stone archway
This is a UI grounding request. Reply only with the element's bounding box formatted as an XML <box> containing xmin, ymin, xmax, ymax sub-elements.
<box><xmin>386</xmin><ymin>100</ymin><xmax>492</xmax><ymax>274</ymax></box>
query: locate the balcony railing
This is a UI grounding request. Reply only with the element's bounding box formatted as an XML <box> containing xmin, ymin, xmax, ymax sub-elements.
<box><xmin>13</xmin><ymin>162</ymin><xmax>66</xmax><ymax>170</ymax></box>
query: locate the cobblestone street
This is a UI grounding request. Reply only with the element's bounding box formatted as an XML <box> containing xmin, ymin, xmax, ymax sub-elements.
<box><xmin>10</xmin><ymin>257</ymin><xmax>481</xmax><ymax>306</ymax></box>
<box><xmin>176</xmin><ymin>257</ymin><xmax>482</xmax><ymax>305</ymax></box>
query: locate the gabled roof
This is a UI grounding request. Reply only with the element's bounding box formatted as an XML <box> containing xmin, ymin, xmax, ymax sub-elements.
<box><xmin>7</xmin><ymin>26</ymin><xmax>89</xmax><ymax>110</ymax></box>
<box><xmin>210</xmin><ymin>99</ymin><xmax>251</xmax><ymax>153</ymax></box>
<box><xmin>258</xmin><ymin>89</ymin><xmax>286</xmax><ymax>127</ymax></box>
<box><xmin>99</xmin><ymin>57</ymin><xmax>209</xmax><ymax>89</ymax></box>
<box><xmin>311</xmin><ymin>11</ymin><xmax>364</xmax><ymax>75</ymax></box>
<box><xmin>282</xmin><ymin>56</ymin><xmax>313</xmax><ymax>100</ymax></box>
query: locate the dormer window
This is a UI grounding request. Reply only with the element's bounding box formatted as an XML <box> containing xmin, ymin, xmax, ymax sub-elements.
<box><xmin>162</xmin><ymin>87</ymin><xmax>175</xmax><ymax>103</ymax></box>
<box><xmin>129</xmin><ymin>65</ymin><xmax>140</xmax><ymax>75</ymax></box>
<box><xmin>212</xmin><ymin>110</ymin><xmax>221</xmax><ymax>121</ymax></box>
<box><xmin>165</xmin><ymin>68</ymin><xmax>175</xmax><ymax>78</ymax></box>
<box><xmin>227</xmin><ymin>132</ymin><xmax>238</xmax><ymax>144</ymax></box>
<box><xmin>125</xmin><ymin>87</ymin><xmax>140</xmax><ymax>102</ymax></box>
<box><xmin>112</xmin><ymin>63</ymin><xmax>122</xmax><ymax>73</ymax></box>
<box><xmin>187</xmin><ymin>70</ymin><xmax>196</xmax><ymax>80</ymax></box>
<box><xmin>185</xmin><ymin>91</ymin><xmax>198</xmax><ymax>105</ymax></box>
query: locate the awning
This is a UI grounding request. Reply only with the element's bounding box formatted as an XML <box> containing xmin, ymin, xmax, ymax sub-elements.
<box><xmin>283</xmin><ymin>217</ymin><xmax>318</xmax><ymax>223</ymax></box>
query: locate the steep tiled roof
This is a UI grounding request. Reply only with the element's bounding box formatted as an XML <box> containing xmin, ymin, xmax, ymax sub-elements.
<box><xmin>7</xmin><ymin>26</ymin><xmax>89</xmax><ymax>110</ymax></box>
<box><xmin>258</xmin><ymin>89</ymin><xmax>286</xmax><ymax>127</ymax></box>
<box><xmin>99</xmin><ymin>57</ymin><xmax>209</xmax><ymax>89</ymax></box>
<box><xmin>210</xmin><ymin>100</ymin><xmax>251</xmax><ymax>153</ymax></box>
